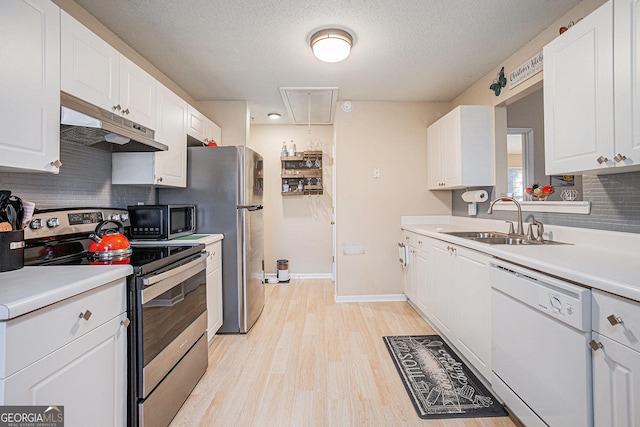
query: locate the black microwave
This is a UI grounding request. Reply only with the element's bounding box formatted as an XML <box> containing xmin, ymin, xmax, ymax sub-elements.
<box><xmin>127</xmin><ymin>205</ymin><xmax>196</xmax><ymax>240</ymax></box>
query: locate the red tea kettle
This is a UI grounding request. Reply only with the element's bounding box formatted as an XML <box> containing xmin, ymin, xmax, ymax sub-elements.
<box><xmin>88</xmin><ymin>220</ymin><xmax>132</xmax><ymax>263</ymax></box>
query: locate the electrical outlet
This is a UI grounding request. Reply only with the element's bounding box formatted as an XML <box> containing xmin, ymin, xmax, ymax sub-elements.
<box><xmin>468</xmin><ymin>202</ymin><xmax>478</xmax><ymax>216</ymax></box>
<box><xmin>373</xmin><ymin>167</ymin><xmax>381</xmax><ymax>178</ymax></box>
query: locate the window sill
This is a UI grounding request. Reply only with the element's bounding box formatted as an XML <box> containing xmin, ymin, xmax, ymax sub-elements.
<box><xmin>490</xmin><ymin>200</ymin><xmax>591</xmax><ymax>214</ymax></box>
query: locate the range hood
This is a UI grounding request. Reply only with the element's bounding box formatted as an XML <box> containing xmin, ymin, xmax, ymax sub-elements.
<box><xmin>60</xmin><ymin>92</ymin><xmax>168</xmax><ymax>152</ymax></box>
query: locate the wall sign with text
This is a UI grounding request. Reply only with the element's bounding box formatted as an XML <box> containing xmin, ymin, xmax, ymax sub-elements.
<box><xmin>509</xmin><ymin>51</ymin><xmax>543</xmax><ymax>90</ymax></box>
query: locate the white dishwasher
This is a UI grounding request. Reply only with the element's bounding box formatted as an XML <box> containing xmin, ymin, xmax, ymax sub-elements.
<box><xmin>490</xmin><ymin>259</ymin><xmax>592</xmax><ymax>427</ymax></box>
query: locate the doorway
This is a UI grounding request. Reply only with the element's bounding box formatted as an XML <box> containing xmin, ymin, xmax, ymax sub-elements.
<box><xmin>506</xmin><ymin>128</ymin><xmax>534</xmax><ymax>201</ymax></box>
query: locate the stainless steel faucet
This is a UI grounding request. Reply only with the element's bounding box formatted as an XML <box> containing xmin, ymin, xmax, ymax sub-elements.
<box><xmin>488</xmin><ymin>196</ymin><xmax>524</xmax><ymax>236</ymax></box>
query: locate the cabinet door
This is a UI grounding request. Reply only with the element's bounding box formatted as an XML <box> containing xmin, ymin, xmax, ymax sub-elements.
<box><xmin>427</xmin><ymin>120</ymin><xmax>443</xmax><ymax>189</ymax></box>
<box><xmin>429</xmin><ymin>240</ymin><xmax>454</xmax><ymax>335</ymax></box>
<box><xmin>155</xmin><ymin>83</ymin><xmax>187</xmax><ymax>187</ymax></box>
<box><xmin>593</xmin><ymin>332</ymin><xmax>640</xmax><ymax>427</ymax></box>
<box><xmin>61</xmin><ymin>10</ymin><xmax>120</xmax><ymax>112</ymax></box>
<box><xmin>2</xmin><ymin>314</ymin><xmax>127</xmax><ymax>427</ymax></box>
<box><xmin>614</xmin><ymin>0</ymin><xmax>640</xmax><ymax>168</ymax></box>
<box><xmin>207</xmin><ymin>259</ymin><xmax>223</xmax><ymax>342</ymax></box>
<box><xmin>119</xmin><ymin>56</ymin><xmax>156</xmax><ymax>130</ymax></box>
<box><xmin>403</xmin><ymin>250</ymin><xmax>416</xmax><ymax>303</ymax></box>
<box><xmin>453</xmin><ymin>247</ymin><xmax>491</xmax><ymax>379</ymax></box>
<box><xmin>441</xmin><ymin>110</ymin><xmax>462</xmax><ymax>187</ymax></box>
<box><xmin>0</xmin><ymin>0</ymin><xmax>60</xmax><ymax>173</ymax></box>
<box><xmin>543</xmin><ymin>1</ymin><xmax>614</xmax><ymax>175</ymax></box>
<box><xmin>204</xmin><ymin>117</ymin><xmax>222</xmax><ymax>145</ymax></box>
<box><xmin>187</xmin><ymin>104</ymin><xmax>205</xmax><ymax>142</ymax></box>
<box><xmin>413</xmin><ymin>246</ymin><xmax>429</xmax><ymax>316</ymax></box>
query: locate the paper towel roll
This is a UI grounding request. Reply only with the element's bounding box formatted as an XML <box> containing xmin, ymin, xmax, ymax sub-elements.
<box><xmin>461</xmin><ymin>190</ymin><xmax>488</xmax><ymax>203</ymax></box>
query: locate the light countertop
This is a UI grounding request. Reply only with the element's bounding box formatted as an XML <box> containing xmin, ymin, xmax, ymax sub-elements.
<box><xmin>0</xmin><ymin>265</ymin><xmax>132</xmax><ymax>320</ymax></box>
<box><xmin>0</xmin><ymin>234</ymin><xmax>224</xmax><ymax>321</ymax></box>
<box><xmin>131</xmin><ymin>233</ymin><xmax>223</xmax><ymax>246</ymax></box>
<box><xmin>402</xmin><ymin>216</ymin><xmax>640</xmax><ymax>303</ymax></box>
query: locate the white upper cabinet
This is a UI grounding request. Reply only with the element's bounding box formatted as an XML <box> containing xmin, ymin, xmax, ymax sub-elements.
<box><xmin>155</xmin><ymin>83</ymin><xmax>188</xmax><ymax>186</ymax></box>
<box><xmin>544</xmin><ymin>1</ymin><xmax>615</xmax><ymax>175</ymax></box>
<box><xmin>112</xmin><ymin>83</ymin><xmax>187</xmax><ymax>187</ymax></box>
<box><xmin>544</xmin><ymin>0</ymin><xmax>640</xmax><ymax>175</ymax></box>
<box><xmin>427</xmin><ymin>105</ymin><xmax>493</xmax><ymax>190</ymax></box>
<box><xmin>187</xmin><ymin>104</ymin><xmax>222</xmax><ymax>145</ymax></box>
<box><xmin>613</xmin><ymin>0</ymin><xmax>640</xmax><ymax>168</ymax></box>
<box><xmin>61</xmin><ymin>11</ymin><xmax>156</xmax><ymax>130</ymax></box>
<box><xmin>119</xmin><ymin>56</ymin><xmax>157</xmax><ymax>130</ymax></box>
<box><xmin>0</xmin><ymin>0</ymin><xmax>61</xmax><ymax>174</ymax></box>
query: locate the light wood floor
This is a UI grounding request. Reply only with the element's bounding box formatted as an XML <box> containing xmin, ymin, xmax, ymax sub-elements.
<box><xmin>170</xmin><ymin>279</ymin><xmax>520</xmax><ymax>427</ymax></box>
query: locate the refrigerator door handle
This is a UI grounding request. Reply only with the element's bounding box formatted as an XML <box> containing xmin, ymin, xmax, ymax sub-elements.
<box><xmin>237</xmin><ymin>204</ymin><xmax>263</xmax><ymax>211</ymax></box>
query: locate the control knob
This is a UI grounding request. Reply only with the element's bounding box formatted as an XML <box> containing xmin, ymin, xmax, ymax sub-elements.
<box><xmin>111</xmin><ymin>214</ymin><xmax>121</xmax><ymax>221</ymax></box>
<box><xmin>47</xmin><ymin>218</ymin><xmax>60</xmax><ymax>228</ymax></box>
<box><xmin>29</xmin><ymin>218</ymin><xmax>43</xmax><ymax>230</ymax></box>
<box><xmin>550</xmin><ymin>296</ymin><xmax>562</xmax><ymax>311</ymax></box>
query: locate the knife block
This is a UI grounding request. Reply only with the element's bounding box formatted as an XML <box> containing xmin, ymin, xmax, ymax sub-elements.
<box><xmin>0</xmin><ymin>229</ymin><xmax>24</xmax><ymax>272</ymax></box>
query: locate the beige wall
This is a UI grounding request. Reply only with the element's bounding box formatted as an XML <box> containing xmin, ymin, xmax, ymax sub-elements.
<box><xmin>249</xmin><ymin>125</ymin><xmax>334</xmax><ymax>276</ymax></box>
<box><xmin>197</xmin><ymin>101</ymin><xmax>251</xmax><ymax>146</ymax></box>
<box><xmin>334</xmin><ymin>101</ymin><xmax>452</xmax><ymax>297</ymax></box>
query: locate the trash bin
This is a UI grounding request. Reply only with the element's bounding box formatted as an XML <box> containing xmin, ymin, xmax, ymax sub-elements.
<box><xmin>277</xmin><ymin>259</ymin><xmax>289</xmax><ymax>282</ymax></box>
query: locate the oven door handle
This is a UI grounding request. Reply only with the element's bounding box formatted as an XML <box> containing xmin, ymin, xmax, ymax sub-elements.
<box><xmin>141</xmin><ymin>254</ymin><xmax>207</xmax><ymax>304</ymax></box>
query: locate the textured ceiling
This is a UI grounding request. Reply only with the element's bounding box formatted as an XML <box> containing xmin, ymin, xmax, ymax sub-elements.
<box><xmin>72</xmin><ymin>0</ymin><xmax>581</xmax><ymax>124</ymax></box>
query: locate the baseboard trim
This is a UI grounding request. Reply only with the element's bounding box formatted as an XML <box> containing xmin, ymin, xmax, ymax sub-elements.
<box><xmin>334</xmin><ymin>294</ymin><xmax>408</xmax><ymax>303</ymax></box>
<box><xmin>265</xmin><ymin>273</ymin><xmax>333</xmax><ymax>280</ymax></box>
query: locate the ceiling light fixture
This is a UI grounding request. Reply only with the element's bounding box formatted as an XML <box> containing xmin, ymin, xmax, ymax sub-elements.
<box><xmin>310</xmin><ymin>28</ymin><xmax>353</xmax><ymax>63</ymax></box>
<box><xmin>267</xmin><ymin>113</ymin><xmax>281</xmax><ymax>120</ymax></box>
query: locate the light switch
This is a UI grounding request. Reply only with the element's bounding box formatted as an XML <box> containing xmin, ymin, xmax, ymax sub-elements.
<box><xmin>373</xmin><ymin>167</ymin><xmax>381</xmax><ymax>178</ymax></box>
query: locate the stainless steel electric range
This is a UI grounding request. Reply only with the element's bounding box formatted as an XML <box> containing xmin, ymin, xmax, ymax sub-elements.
<box><xmin>24</xmin><ymin>207</ymin><xmax>208</xmax><ymax>427</ymax></box>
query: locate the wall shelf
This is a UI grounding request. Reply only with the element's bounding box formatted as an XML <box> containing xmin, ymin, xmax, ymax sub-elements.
<box><xmin>281</xmin><ymin>151</ymin><xmax>323</xmax><ymax>196</ymax></box>
<box><xmin>490</xmin><ymin>200</ymin><xmax>591</xmax><ymax>214</ymax></box>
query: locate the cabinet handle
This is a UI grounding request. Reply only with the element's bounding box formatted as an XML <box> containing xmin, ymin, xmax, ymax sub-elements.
<box><xmin>79</xmin><ymin>310</ymin><xmax>92</xmax><ymax>321</ymax></box>
<box><xmin>121</xmin><ymin>318</ymin><xmax>131</xmax><ymax>328</ymax></box>
<box><xmin>613</xmin><ymin>153</ymin><xmax>627</xmax><ymax>163</ymax></box>
<box><xmin>607</xmin><ymin>314</ymin><xmax>624</xmax><ymax>326</ymax></box>
<box><xmin>121</xmin><ymin>108</ymin><xmax>130</xmax><ymax>115</ymax></box>
<box><xmin>50</xmin><ymin>159</ymin><xmax>62</xmax><ymax>169</ymax></box>
<box><xmin>112</xmin><ymin>104</ymin><xmax>121</xmax><ymax>112</ymax></box>
<box><xmin>589</xmin><ymin>340</ymin><xmax>603</xmax><ymax>351</ymax></box>
<box><xmin>596</xmin><ymin>155</ymin><xmax>609</xmax><ymax>164</ymax></box>
<box><xmin>157</xmin><ymin>177</ymin><xmax>163</xmax><ymax>183</ymax></box>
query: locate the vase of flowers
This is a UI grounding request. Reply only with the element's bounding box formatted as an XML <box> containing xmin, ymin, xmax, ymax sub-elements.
<box><xmin>526</xmin><ymin>184</ymin><xmax>554</xmax><ymax>200</ymax></box>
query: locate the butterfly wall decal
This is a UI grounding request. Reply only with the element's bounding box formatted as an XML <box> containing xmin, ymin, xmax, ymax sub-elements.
<box><xmin>489</xmin><ymin>67</ymin><xmax>506</xmax><ymax>96</ymax></box>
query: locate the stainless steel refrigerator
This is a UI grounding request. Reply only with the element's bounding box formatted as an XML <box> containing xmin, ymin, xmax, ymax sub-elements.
<box><xmin>159</xmin><ymin>146</ymin><xmax>265</xmax><ymax>333</ymax></box>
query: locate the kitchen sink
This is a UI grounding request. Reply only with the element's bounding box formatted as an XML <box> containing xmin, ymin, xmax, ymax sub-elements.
<box><xmin>443</xmin><ymin>231</ymin><xmax>508</xmax><ymax>239</ymax></box>
<box><xmin>441</xmin><ymin>231</ymin><xmax>568</xmax><ymax>245</ymax></box>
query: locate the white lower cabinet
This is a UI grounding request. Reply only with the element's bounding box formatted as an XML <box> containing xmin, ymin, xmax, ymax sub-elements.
<box><xmin>591</xmin><ymin>289</ymin><xmax>640</xmax><ymax>426</ymax></box>
<box><xmin>427</xmin><ymin>238</ymin><xmax>492</xmax><ymax>379</ymax></box>
<box><xmin>0</xmin><ymin>279</ymin><xmax>128</xmax><ymax>426</ymax></box>
<box><xmin>402</xmin><ymin>232</ymin><xmax>429</xmax><ymax>316</ymax></box>
<box><xmin>206</xmin><ymin>240</ymin><xmax>223</xmax><ymax>343</ymax></box>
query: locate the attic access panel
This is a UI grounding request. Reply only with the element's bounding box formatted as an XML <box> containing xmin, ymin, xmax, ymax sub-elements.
<box><xmin>279</xmin><ymin>87</ymin><xmax>339</xmax><ymax>124</ymax></box>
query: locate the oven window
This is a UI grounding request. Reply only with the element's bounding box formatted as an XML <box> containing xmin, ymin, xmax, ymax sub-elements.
<box><xmin>169</xmin><ymin>207</ymin><xmax>191</xmax><ymax>234</ymax></box>
<box><xmin>142</xmin><ymin>269</ymin><xmax>206</xmax><ymax>366</ymax></box>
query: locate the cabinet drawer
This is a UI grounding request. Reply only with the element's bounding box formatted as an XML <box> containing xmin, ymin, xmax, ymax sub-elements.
<box><xmin>402</xmin><ymin>231</ymin><xmax>427</xmax><ymax>249</ymax></box>
<box><xmin>1</xmin><ymin>279</ymin><xmax>126</xmax><ymax>378</ymax></box>
<box><xmin>593</xmin><ymin>289</ymin><xmax>640</xmax><ymax>352</ymax></box>
<box><xmin>206</xmin><ymin>241</ymin><xmax>222</xmax><ymax>265</ymax></box>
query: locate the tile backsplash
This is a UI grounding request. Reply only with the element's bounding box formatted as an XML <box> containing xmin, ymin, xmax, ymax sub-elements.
<box><xmin>0</xmin><ymin>143</ymin><xmax>155</xmax><ymax>210</ymax></box>
<box><xmin>452</xmin><ymin>171</ymin><xmax>640</xmax><ymax>234</ymax></box>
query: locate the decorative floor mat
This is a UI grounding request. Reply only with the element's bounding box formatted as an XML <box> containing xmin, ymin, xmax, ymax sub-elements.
<box><xmin>383</xmin><ymin>335</ymin><xmax>508</xmax><ymax>419</ymax></box>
